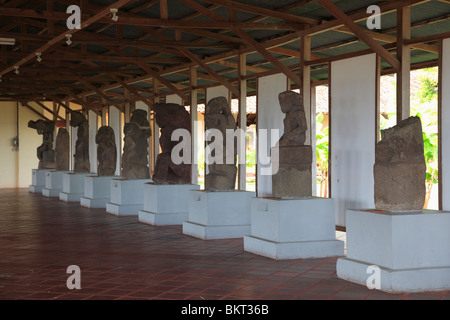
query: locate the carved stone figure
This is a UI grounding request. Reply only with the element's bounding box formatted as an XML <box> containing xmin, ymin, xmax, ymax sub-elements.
<box><xmin>374</xmin><ymin>116</ymin><xmax>426</xmax><ymax>211</ymax></box>
<box><xmin>204</xmin><ymin>96</ymin><xmax>237</xmax><ymax>191</ymax></box>
<box><xmin>71</xmin><ymin>111</ymin><xmax>90</xmax><ymax>173</ymax></box>
<box><xmin>55</xmin><ymin>128</ymin><xmax>70</xmax><ymax>171</ymax></box>
<box><xmin>272</xmin><ymin>90</ymin><xmax>312</xmax><ymax>198</ymax></box>
<box><xmin>96</xmin><ymin>126</ymin><xmax>117</xmax><ymax>177</ymax></box>
<box><xmin>28</xmin><ymin>120</ymin><xmax>56</xmax><ymax>169</ymax></box>
<box><xmin>122</xmin><ymin>109</ymin><xmax>151</xmax><ymax>179</ymax></box>
<box><xmin>152</xmin><ymin>103</ymin><xmax>191</xmax><ymax>184</ymax></box>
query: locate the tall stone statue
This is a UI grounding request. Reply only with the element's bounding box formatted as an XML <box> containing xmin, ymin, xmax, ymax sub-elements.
<box><xmin>374</xmin><ymin>116</ymin><xmax>426</xmax><ymax>211</ymax></box>
<box><xmin>71</xmin><ymin>111</ymin><xmax>90</xmax><ymax>173</ymax></box>
<box><xmin>28</xmin><ymin>120</ymin><xmax>56</xmax><ymax>169</ymax></box>
<box><xmin>96</xmin><ymin>126</ymin><xmax>117</xmax><ymax>177</ymax></box>
<box><xmin>272</xmin><ymin>90</ymin><xmax>312</xmax><ymax>198</ymax></box>
<box><xmin>122</xmin><ymin>109</ymin><xmax>151</xmax><ymax>179</ymax></box>
<box><xmin>204</xmin><ymin>96</ymin><xmax>237</xmax><ymax>191</ymax></box>
<box><xmin>152</xmin><ymin>103</ymin><xmax>191</xmax><ymax>184</ymax></box>
<box><xmin>55</xmin><ymin>128</ymin><xmax>70</xmax><ymax>171</ymax></box>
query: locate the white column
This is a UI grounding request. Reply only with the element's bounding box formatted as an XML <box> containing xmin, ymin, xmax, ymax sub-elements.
<box><xmin>330</xmin><ymin>53</ymin><xmax>377</xmax><ymax>227</ymax></box>
<box><xmin>256</xmin><ymin>73</ymin><xmax>287</xmax><ymax>197</ymax></box>
<box><xmin>88</xmin><ymin>110</ymin><xmax>98</xmax><ymax>174</ymax></box>
<box><xmin>190</xmin><ymin>67</ymin><xmax>199</xmax><ymax>185</ymax></box>
<box><xmin>206</xmin><ymin>85</ymin><xmax>230</xmax><ymax>103</ymax></box>
<box><xmin>109</xmin><ymin>106</ymin><xmax>122</xmax><ymax>177</ymax></box>
<box><xmin>441</xmin><ymin>38</ymin><xmax>450</xmax><ymax>210</ymax></box>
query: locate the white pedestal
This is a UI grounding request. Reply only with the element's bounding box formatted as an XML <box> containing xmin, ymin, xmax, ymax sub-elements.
<box><xmin>29</xmin><ymin>169</ymin><xmax>51</xmax><ymax>193</ymax></box>
<box><xmin>42</xmin><ymin>171</ymin><xmax>70</xmax><ymax>198</ymax></box>
<box><xmin>138</xmin><ymin>183</ymin><xmax>200</xmax><ymax>226</ymax></box>
<box><xmin>244</xmin><ymin>197</ymin><xmax>344</xmax><ymax>260</ymax></box>
<box><xmin>182</xmin><ymin>190</ymin><xmax>256</xmax><ymax>240</ymax></box>
<box><xmin>59</xmin><ymin>172</ymin><xmax>92</xmax><ymax>202</ymax></box>
<box><xmin>336</xmin><ymin>209</ymin><xmax>450</xmax><ymax>293</ymax></box>
<box><xmin>106</xmin><ymin>179</ymin><xmax>152</xmax><ymax>216</ymax></box>
<box><xmin>80</xmin><ymin>175</ymin><xmax>119</xmax><ymax>208</ymax></box>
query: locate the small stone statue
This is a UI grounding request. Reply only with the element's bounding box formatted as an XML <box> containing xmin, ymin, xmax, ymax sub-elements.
<box><xmin>96</xmin><ymin>126</ymin><xmax>117</xmax><ymax>177</ymax></box>
<box><xmin>272</xmin><ymin>90</ymin><xmax>312</xmax><ymax>198</ymax></box>
<box><xmin>152</xmin><ymin>103</ymin><xmax>191</xmax><ymax>184</ymax></box>
<box><xmin>204</xmin><ymin>96</ymin><xmax>237</xmax><ymax>191</ymax></box>
<box><xmin>71</xmin><ymin>111</ymin><xmax>90</xmax><ymax>173</ymax></box>
<box><xmin>28</xmin><ymin>120</ymin><xmax>56</xmax><ymax>169</ymax></box>
<box><xmin>374</xmin><ymin>116</ymin><xmax>426</xmax><ymax>211</ymax></box>
<box><xmin>55</xmin><ymin>128</ymin><xmax>70</xmax><ymax>171</ymax></box>
<box><xmin>122</xmin><ymin>109</ymin><xmax>151</xmax><ymax>180</ymax></box>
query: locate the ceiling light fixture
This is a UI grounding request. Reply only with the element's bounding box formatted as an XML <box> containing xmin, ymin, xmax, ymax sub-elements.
<box><xmin>36</xmin><ymin>52</ymin><xmax>42</xmax><ymax>62</ymax></box>
<box><xmin>14</xmin><ymin>66</ymin><xmax>19</xmax><ymax>75</ymax></box>
<box><xmin>66</xmin><ymin>34</ymin><xmax>72</xmax><ymax>46</ymax></box>
<box><xmin>110</xmin><ymin>8</ymin><xmax>118</xmax><ymax>22</ymax></box>
<box><xmin>0</xmin><ymin>37</ymin><xmax>15</xmax><ymax>45</ymax></box>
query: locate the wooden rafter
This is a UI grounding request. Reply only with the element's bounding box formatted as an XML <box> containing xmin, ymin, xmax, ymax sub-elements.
<box><xmin>316</xmin><ymin>0</ymin><xmax>401</xmax><ymax>72</ymax></box>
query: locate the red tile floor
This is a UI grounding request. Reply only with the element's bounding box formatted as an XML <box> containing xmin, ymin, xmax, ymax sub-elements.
<box><xmin>0</xmin><ymin>189</ymin><xmax>449</xmax><ymax>301</ymax></box>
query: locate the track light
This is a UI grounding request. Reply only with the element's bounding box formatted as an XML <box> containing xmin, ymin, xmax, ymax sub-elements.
<box><xmin>36</xmin><ymin>52</ymin><xmax>42</xmax><ymax>62</ymax></box>
<box><xmin>14</xmin><ymin>66</ymin><xmax>19</xmax><ymax>75</ymax></box>
<box><xmin>66</xmin><ymin>34</ymin><xmax>72</xmax><ymax>46</ymax></box>
<box><xmin>0</xmin><ymin>75</ymin><xmax>2</xmax><ymax>82</ymax></box>
<box><xmin>110</xmin><ymin>8</ymin><xmax>118</xmax><ymax>22</ymax></box>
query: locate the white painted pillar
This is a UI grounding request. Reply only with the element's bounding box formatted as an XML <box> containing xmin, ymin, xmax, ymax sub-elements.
<box><xmin>109</xmin><ymin>106</ymin><xmax>122</xmax><ymax>177</ymax></box>
<box><xmin>166</xmin><ymin>94</ymin><xmax>183</xmax><ymax>105</ymax></box>
<box><xmin>441</xmin><ymin>38</ymin><xmax>450</xmax><ymax>210</ymax></box>
<box><xmin>190</xmin><ymin>66</ymin><xmax>199</xmax><ymax>185</ymax></box>
<box><xmin>256</xmin><ymin>73</ymin><xmax>287</xmax><ymax>197</ymax></box>
<box><xmin>88</xmin><ymin>110</ymin><xmax>98</xmax><ymax>174</ymax></box>
<box><xmin>330</xmin><ymin>53</ymin><xmax>377</xmax><ymax>227</ymax></box>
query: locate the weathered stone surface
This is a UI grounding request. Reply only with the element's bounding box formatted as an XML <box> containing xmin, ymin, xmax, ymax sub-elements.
<box><xmin>278</xmin><ymin>90</ymin><xmax>307</xmax><ymax>147</ymax></box>
<box><xmin>28</xmin><ymin>120</ymin><xmax>55</xmax><ymax>169</ymax></box>
<box><xmin>122</xmin><ymin>109</ymin><xmax>151</xmax><ymax>180</ymax></box>
<box><xmin>204</xmin><ymin>96</ymin><xmax>237</xmax><ymax>191</ymax></box>
<box><xmin>374</xmin><ymin>116</ymin><xmax>426</xmax><ymax>211</ymax></box>
<box><xmin>55</xmin><ymin>128</ymin><xmax>70</xmax><ymax>171</ymax></box>
<box><xmin>271</xmin><ymin>91</ymin><xmax>312</xmax><ymax>198</ymax></box>
<box><xmin>96</xmin><ymin>126</ymin><xmax>117</xmax><ymax>177</ymax></box>
<box><xmin>152</xmin><ymin>103</ymin><xmax>191</xmax><ymax>184</ymax></box>
<box><xmin>71</xmin><ymin>111</ymin><xmax>90</xmax><ymax>173</ymax></box>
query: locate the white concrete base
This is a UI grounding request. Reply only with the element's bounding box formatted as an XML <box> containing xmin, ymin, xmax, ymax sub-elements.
<box><xmin>42</xmin><ymin>171</ymin><xmax>70</xmax><ymax>198</ymax></box>
<box><xmin>336</xmin><ymin>209</ymin><xmax>450</xmax><ymax>292</ymax></box>
<box><xmin>59</xmin><ymin>172</ymin><xmax>92</xmax><ymax>202</ymax></box>
<box><xmin>182</xmin><ymin>190</ymin><xmax>256</xmax><ymax>240</ymax></box>
<box><xmin>138</xmin><ymin>183</ymin><xmax>200</xmax><ymax>226</ymax></box>
<box><xmin>80</xmin><ymin>175</ymin><xmax>119</xmax><ymax>208</ymax></box>
<box><xmin>29</xmin><ymin>169</ymin><xmax>51</xmax><ymax>193</ymax></box>
<box><xmin>106</xmin><ymin>178</ymin><xmax>152</xmax><ymax>216</ymax></box>
<box><xmin>244</xmin><ymin>197</ymin><xmax>344</xmax><ymax>260</ymax></box>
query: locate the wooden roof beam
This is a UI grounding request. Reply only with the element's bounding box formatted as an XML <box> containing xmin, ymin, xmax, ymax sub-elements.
<box><xmin>316</xmin><ymin>0</ymin><xmax>400</xmax><ymax>72</ymax></box>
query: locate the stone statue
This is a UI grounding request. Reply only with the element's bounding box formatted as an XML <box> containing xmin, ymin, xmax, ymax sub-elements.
<box><xmin>96</xmin><ymin>126</ymin><xmax>117</xmax><ymax>177</ymax></box>
<box><xmin>204</xmin><ymin>96</ymin><xmax>237</xmax><ymax>191</ymax></box>
<box><xmin>374</xmin><ymin>116</ymin><xmax>426</xmax><ymax>211</ymax></box>
<box><xmin>122</xmin><ymin>109</ymin><xmax>151</xmax><ymax>179</ymax></box>
<box><xmin>28</xmin><ymin>120</ymin><xmax>56</xmax><ymax>169</ymax></box>
<box><xmin>272</xmin><ymin>90</ymin><xmax>312</xmax><ymax>198</ymax></box>
<box><xmin>152</xmin><ymin>103</ymin><xmax>191</xmax><ymax>184</ymax></box>
<box><xmin>55</xmin><ymin>128</ymin><xmax>70</xmax><ymax>171</ymax></box>
<box><xmin>71</xmin><ymin>111</ymin><xmax>90</xmax><ymax>173</ymax></box>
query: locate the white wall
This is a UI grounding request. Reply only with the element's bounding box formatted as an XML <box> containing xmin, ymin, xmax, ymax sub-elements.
<box><xmin>330</xmin><ymin>53</ymin><xmax>377</xmax><ymax>227</ymax></box>
<box><xmin>441</xmin><ymin>38</ymin><xmax>450</xmax><ymax>210</ymax></box>
<box><xmin>256</xmin><ymin>73</ymin><xmax>287</xmax><ymax>197</ymax></box>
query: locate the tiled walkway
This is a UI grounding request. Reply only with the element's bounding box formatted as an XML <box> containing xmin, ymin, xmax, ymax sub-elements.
<box><xmin>0</xmin><ymin>189</ymin><xmax>448</xmax><ymax>301</ymax></box>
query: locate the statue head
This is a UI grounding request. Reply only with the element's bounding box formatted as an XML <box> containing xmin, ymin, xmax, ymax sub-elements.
<box><xmin>278</xmin><ymin>90</ymin><xmax>303</xmax><ymax>114</ymax></box>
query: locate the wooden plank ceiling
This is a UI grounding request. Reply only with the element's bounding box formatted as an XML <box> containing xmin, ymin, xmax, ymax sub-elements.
<box><xmin>0</xmin><ymin>0</ymin><xmax>448</xmax><ymax>115</ymax></box>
